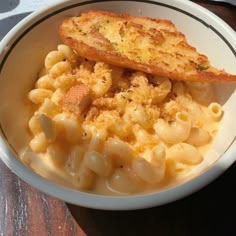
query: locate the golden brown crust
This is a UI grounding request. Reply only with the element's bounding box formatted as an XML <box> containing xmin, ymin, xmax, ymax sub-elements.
<box><xmin>59</xmin><ymin>10</ymin><xmax>236</xmax><ymax>82</ymax></box>
<box><xmin>62</xmin><ymin>84</ymin><xmax>91</xmax><ymax>114</ymax></box>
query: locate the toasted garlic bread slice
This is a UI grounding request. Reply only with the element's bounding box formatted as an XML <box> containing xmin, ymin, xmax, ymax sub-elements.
<box><xmin>59</xmin><ymin>10</ymin><xmax>236</xmax><ymax>82</ymax></box>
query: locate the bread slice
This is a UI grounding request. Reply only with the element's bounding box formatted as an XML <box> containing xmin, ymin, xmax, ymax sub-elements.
<box><xmin>59</xmin><ymin>10</ymin><xmax>236</xmax><ymax>82</ymax></box>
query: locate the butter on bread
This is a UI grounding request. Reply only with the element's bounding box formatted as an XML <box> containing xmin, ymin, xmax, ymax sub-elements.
<box><xmin>59</xmin><ymin>10</ymin><xmax>236</xmax><ymax>82</ymax></box>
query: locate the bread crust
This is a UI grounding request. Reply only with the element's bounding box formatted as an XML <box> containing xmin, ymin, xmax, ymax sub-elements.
<box><xmin>59</xmin><ymin>10</ymin><xmax>236</xmax><ymax>82</ymax></box>
<box><xmin>62</xmin><ymin>84</ymin><xmax>91</xmax><ymax>114</ymax></box>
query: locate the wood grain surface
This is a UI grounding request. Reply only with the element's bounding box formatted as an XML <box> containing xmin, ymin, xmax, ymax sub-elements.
<box><xmin>0</xmin><ymin>1</ymin><xmax>236</xmax><ymax>236</ymax></box>
<box><xmin>0</xmin><ymin>160</ymin><xmax>86</xmax><ymax>236</ymax></box>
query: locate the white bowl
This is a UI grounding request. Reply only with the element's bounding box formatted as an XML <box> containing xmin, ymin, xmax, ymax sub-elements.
<box><xmin>0</xmin><ymin>0</ymin><xmax>236</xmax><ymax>210</ymax></box>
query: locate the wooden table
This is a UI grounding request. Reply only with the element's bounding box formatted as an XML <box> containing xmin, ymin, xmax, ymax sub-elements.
<box><xmin>0</xmin><ymin>1</ymin><xmax>236</xmax><ymax>235</ymax></box>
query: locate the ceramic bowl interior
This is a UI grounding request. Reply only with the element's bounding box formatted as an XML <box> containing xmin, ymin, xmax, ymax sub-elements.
<box><xmin>0</xmin><ymin>0</ymin><xmax>236</xmax><ymax>210</ymax></box>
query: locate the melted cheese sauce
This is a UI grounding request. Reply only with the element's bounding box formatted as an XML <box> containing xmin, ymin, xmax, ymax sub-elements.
<box><xmin>20</xmin><ymin>44</ymin><xmax>223</xmax><ymax>196</ymax></box>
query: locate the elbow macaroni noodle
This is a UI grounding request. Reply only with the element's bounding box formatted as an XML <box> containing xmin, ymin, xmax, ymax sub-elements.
<box><xmin>21</xmin><ymin>44</ymin><xmax>223</xmax><ymax>195</ymax></box>
<box><xmin>154</xmin><ymin>111</ymin><xmax>191</xmax><ymax>144</ymax></box>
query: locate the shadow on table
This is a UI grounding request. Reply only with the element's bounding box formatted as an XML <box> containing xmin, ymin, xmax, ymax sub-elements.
<box><xmin>0</xmin><ymin>12</ymin><xmax>31</xmax><ymax>40</ymax></box>
<box><xmin>68</xmin><ymin>162</ymin><xmax>236</xmax><ymax>236</ymax></box>
<box><xmin>0</xmin><ymin>0</ymin><xmax>20</xmax><ymax>13</ymax></box>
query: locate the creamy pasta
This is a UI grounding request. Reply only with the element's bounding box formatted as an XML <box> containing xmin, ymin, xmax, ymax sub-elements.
<box><xmin>20</xmin><ymin>44</ymin><xmax>223</xmax><ymax>195</ymax></box>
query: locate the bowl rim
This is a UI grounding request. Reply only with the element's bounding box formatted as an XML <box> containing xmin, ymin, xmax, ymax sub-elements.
<box><xmin>0</xmin><ymin>0</ymin><xmax>236</xmax><ymax>210</ymax></box>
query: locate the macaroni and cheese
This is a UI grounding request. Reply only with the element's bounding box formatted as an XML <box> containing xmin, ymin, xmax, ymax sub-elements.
<box><xmin>20</xmin><ymin>44</ymin><xmax>223</xmax><ymax>195</ymax></box>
